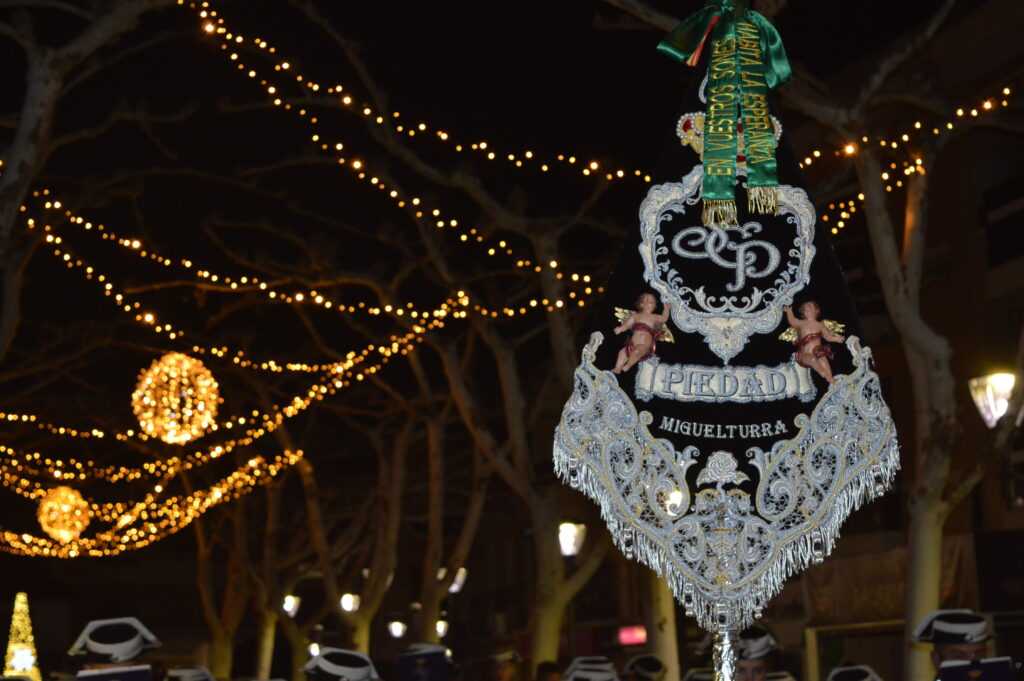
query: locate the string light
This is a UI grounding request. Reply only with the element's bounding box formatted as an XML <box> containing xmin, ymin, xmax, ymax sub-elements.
<box><xmin>26</xmin><ymin>210</ymin><xmax>467</xmax><ymax>372</ymax></box>
<box><xmin>186</xmin><ymin>3</ymin><xmax>1017</xmax><ymax>257</ymax></box>
<box><xmin>0</xmin><ymin>450</ymin><xmax>302</xmax><ymax>558</ymax></box>
<box><xmin>30</xmin><ymin>195</ymin><xmax>599</xmax><ymax>328</ymax></box>
<box><xmin>191</xmin><ymin>2</ymin><xmax>648</xmax><ymax>185</ymax></box>
<box><xmin>820</xmin><ymin>193</ymin><xmax>865</xmax><ymax>235</ymax></box>
<box><xmin>0</xmin><ymin>302</ymin><xmax>455</xmax><ymax>489</ymax></box>
<box><xmin>36</xmin><ymin>486</ymin><xmax>91</xmax><ymax>543</ymax></box>
<box><xmin>132</xmin><ymin>353</ymin><xmax>221</xmax><ymax>444</ymax></box>
<box><xmin>796</xmin><ymin>86</ymin><xmax>1014</xmax><ymax>169</ymax></box>
<box><xmin>185</xmin><ymin>3</ymin><xmax>607</xmax><ymax>291</ymax></box>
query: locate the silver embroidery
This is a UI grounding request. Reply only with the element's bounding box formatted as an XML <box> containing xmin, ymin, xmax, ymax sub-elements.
<box><xmin>638</xmin><ymin>166</ymin><xmax>816</xmax><ymax>363</ymax></box>
<box><xmin>671</xmin><ymin>221</ymin><xmax>781</xmax><ymax>293</ymax></box>
<box><xmin>634</xmin><ymin>357</ymin><xmax>816</xmax><ymax>404</ymax></box>
<box><xmin>553</xmin><ymin>333</ymin><xmax>899</xmax><ymax>631</ymax></box>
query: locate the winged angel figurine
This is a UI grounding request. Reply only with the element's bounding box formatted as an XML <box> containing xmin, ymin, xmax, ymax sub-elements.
<box><xmin>612</xmin><ymin>294</ymin><xmax>676</xmax><ymax>374</ymax></box>
<box><xmin>553</xmin><ymin>2</ymin><xmax>900</xmax><ymax>676</ymax></box>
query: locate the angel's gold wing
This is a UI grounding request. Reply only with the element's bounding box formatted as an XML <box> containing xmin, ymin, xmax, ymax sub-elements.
<box><xmin>778</xmin><ymin>319</ymin><xmax>846</xmax><ymax>343</ymax></box>
<box><xmin>613</xmin><ymin>307</ymin><xmax>675</xmax><ymax>343</ymax></box>
<box><xmin>824</xmin><ymin>320</ymin><xmax>846</xmax><ymax>336</ymax></box>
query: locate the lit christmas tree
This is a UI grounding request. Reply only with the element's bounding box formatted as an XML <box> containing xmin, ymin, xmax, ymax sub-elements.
<box><xmin>4</xmin><ymin>592</ymin><xmax>42</xmax><ymax>681</ymax></box>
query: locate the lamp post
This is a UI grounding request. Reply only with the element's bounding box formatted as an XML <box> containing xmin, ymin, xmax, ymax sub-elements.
<box><xmin>558</xmin><ymin>522</ymin><xmax>587</xmax><ymax>557</ymax></box>
<box><xmin>340</xmin><ymin>594</ymin><xmax>360</xmax><ymax>613</ymax></box>
<box><xmin>968</xmin><ymin>372</ymin><xmax>1018</xmax><ymax>428</ymax></box>
<box><xmin>283</xmin><ymin>594</ymin><xmax>301</xmax><ymax>618</ymax></box>
<box><xmin>969</xmin><ymin>372</ymin><xmax>1024</xmax><ymax>509</ymax></box>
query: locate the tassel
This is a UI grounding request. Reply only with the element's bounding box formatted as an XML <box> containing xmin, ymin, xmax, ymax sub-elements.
<box><xmin>747</xmin><ymin>186</ymin><xmax>779</xmax><ymax>215</ymax></box>
<box><xmin>702</xmin><ymin>199</ymin><xmax>739</xmax><ymax>228</ymax></box>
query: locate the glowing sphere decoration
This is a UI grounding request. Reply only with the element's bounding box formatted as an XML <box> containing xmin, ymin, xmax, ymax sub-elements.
<box><xmin>132</xmin><ymin>352</ymin><xmax>221</xmax><ymax>444</ymax></box>
<box><xmin>37</xmin><ymin>486</ymin><xmax>91</xmax><ymax>543</ymax></box>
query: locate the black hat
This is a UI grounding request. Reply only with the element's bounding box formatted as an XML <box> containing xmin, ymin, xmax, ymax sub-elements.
<box><xmin>912</xmin><ymin>610</ymin><xmax>991</xmax><ymax>644</ymax></box>
<box><xmin>737</xmin><ymin>626</ymin><xmax>779</xmax><ymax>660</ymax></box>
<box><xmin>624</xmin><ymin>655</ymin><xmax>665</xmax><ymax>681</ymax></box>
<box><xmin>564</xmin><ymin>657</ymin><xmax>618</xmax><ymax>681</ymax></box>
<box><xmin>303</xmin><ymin>648</ymin><xmax>379</xmax><ymax>681</ymax></box>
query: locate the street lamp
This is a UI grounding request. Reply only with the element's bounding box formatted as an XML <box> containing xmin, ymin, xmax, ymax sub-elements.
<box><xmin>340</xmin><ymin>593</ymin><xmax>360</xmax><ymax>612</ymax></box>
<box><xmin>283</xmin><ymin>594</ymin><xmax>301</xmax><ymax>617</ymax></box>
<box><xmin>436</xmin><ymin>620</ymin><xmax>449</xmax><ymax>638</ymax></box>
<box><xmin>968</xmin><ymin>373</ymin><xmax>1018</xmax><ymax>428</ymax></box>
<box><xmin>387</xmin><ymin>620</ymin><xmax>407</xmax><ymax>638</ymax></box>
<box><xmin>448</xmin><ymin>567</ymin><xmax>468</xmax><ymax>594</ymax></box>
<box><xmin>559</xmin><ymin>522</ymin><xmax>587</xmax><ymax>557</ymax></box>
<box><xmin>307</xmin><ymin>642</ymin><xmax>320</xmax><ymax>657</ymax></box>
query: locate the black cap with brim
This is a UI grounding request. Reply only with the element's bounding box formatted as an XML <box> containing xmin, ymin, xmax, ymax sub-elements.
<box><xmin>303</xmin><ymin>649</ymin><xmax>379</xmax><ymax>681</ymax></box>
<box><xmin>912</xmin><ymin>610</ymin><xmax>991</xmax><ymax>644</ymax></box>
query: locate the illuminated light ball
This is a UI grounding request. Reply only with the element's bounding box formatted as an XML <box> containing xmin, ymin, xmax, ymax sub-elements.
<box><xmin>37</xmin><ymin>486</ymin><xmax>90</xmax><ymax>543</ymax></box>
<box><xmin>132</xmin><ymin>352</ymin><xmax>221</xmax><ymax>444</ymax></box>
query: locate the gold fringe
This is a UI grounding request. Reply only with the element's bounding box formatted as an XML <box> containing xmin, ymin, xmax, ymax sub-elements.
<box><xmin>748</xmin><ymin>185</ymin><xmax>779</xmax><ymax>215</ymax></box>
<box><xmin>702</xmin><ymin>199</ymin><xmax>739</xmax><ymax>228</ymax></box>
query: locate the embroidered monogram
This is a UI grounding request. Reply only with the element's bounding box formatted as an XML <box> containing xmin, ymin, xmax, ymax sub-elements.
<box><xmin>638</xmin><ymin>165</ymin><xmax>816</xmax><ymax>363</ymax></box>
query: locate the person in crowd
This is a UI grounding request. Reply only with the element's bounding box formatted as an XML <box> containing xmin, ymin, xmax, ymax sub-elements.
<box><xmin>912</xmin><ymin>609</ymin><xmax>991</xmax><ymax>672</ymax></box>
<box><xmin>736</xmin><ymin>626</ymin><xmax>780</xmax><ymax>681</ymax></box>
<box><xmin>490</xmin><ymin>652</ymin><xmax>522</xmax><ymax>681</ymax></box>
<box><xmin>535</xmin><ymin>661</ymin><xmax>562</xmax><ymax>681</ymax></box>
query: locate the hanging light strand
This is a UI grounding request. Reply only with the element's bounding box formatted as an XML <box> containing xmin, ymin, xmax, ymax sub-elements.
<box><xmin>30</xmin><ymin>194</ymin><xmax>601</xmax><ymax>322</ymax></box>
<box><xmin>0</xmin><ymin>449</ymin><xmax>303</xmax><ymax>558</ymax></box>
<box><xmin>0</xmin><ymin>305</ymin><xmax>452</xmax><ymax>487</ymax></box>
<box><xmin>192</xmin><ymin>2</ymin><xmax>650</xmax><ymax>185</ymax></box>
<box><xmin>188</xmin><ymin>2</ymin><xmax>605</xmax><ymax>289</ymax></box>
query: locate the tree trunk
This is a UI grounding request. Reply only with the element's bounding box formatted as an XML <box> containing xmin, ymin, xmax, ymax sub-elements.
<box><xmin>350</xmin><ymin>615</ymin><xmax>372</xmax><ymax>654</ymax></box>
<box><xmin>255</xmin><ymin>609</ymin><xmax>279</xmax><ymax>680</ymax></box>
<box><xmin>282</xmin><ymin>618</ymin><xmax>309</xmax><ymax>681</ymax></box>
<box><xmin>207</xmin><ymin>632</ymin><xmax>234</xmax><ymax>681</ymax></box>
<box><xmin>531</xmin><ymin>598</ymin><xmax>566</xmax><ymax>670</ymax></box>
<box><xmin>645</xmin><ymin>573</ymin><xmax>680</xmax><ymax>681</ymax></box>
<box><xmin>414</xmin><ymin>418</ymin><xmax>444</xmax><ymax>644</ymax></box>
<box><xmin>903</xmin><ymin>498</ymin><xmax>946</xmax><ymax>681</ymax></box>
<box><xmin>414</xmin><ymin>586</ymin><xmax>444</xmax><ymax>644</ymax></box>
<box><xmin>530</xmin><ymin>510</ymin><xmax>567</xmax><ymax>669</ymax></box>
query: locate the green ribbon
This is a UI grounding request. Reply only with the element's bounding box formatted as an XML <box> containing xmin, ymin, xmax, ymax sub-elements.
<box><xmin>657</xmin><ymin>0</ymin><xmax>791</xmax><ymax>227</ymax></box>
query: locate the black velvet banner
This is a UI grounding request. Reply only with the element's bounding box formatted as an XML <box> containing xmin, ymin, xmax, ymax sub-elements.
<box><xmin>553</xmin><ymin>46</ymin><xmax>899</xmax><ymax>633</ymax></box>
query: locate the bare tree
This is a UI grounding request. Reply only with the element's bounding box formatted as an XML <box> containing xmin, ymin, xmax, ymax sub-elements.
<box><xmin>0</xmin><ymin>0</ymin><xmax>184</xmax><ymax>361</ymax></box>
<box><xmin>186</xmin><ymin>478</ymin><xmax>252</xmax><ymax>679</ymax></box>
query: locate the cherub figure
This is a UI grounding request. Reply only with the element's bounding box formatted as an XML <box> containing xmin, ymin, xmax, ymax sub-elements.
<box><xmin>612</xmin><ymin>292</ymin><xmax>672</xmax><ymax>374</ymax></box>
<box><xmin>782</xmin><ymin>301</ymin><xmax>846</xmax><ymax>384</ymax></box>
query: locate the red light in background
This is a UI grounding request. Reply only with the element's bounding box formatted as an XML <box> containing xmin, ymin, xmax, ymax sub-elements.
<box><xmin>618</xmin><ymin>625</ymin><xmax>647</xmax><ymax>646</ymax></box>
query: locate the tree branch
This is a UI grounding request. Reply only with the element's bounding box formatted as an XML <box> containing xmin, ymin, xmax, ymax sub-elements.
<box><xmin>852</xmin><ymin>0</ymin><xmax>956</xmax><ymax>117</ymax></box>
